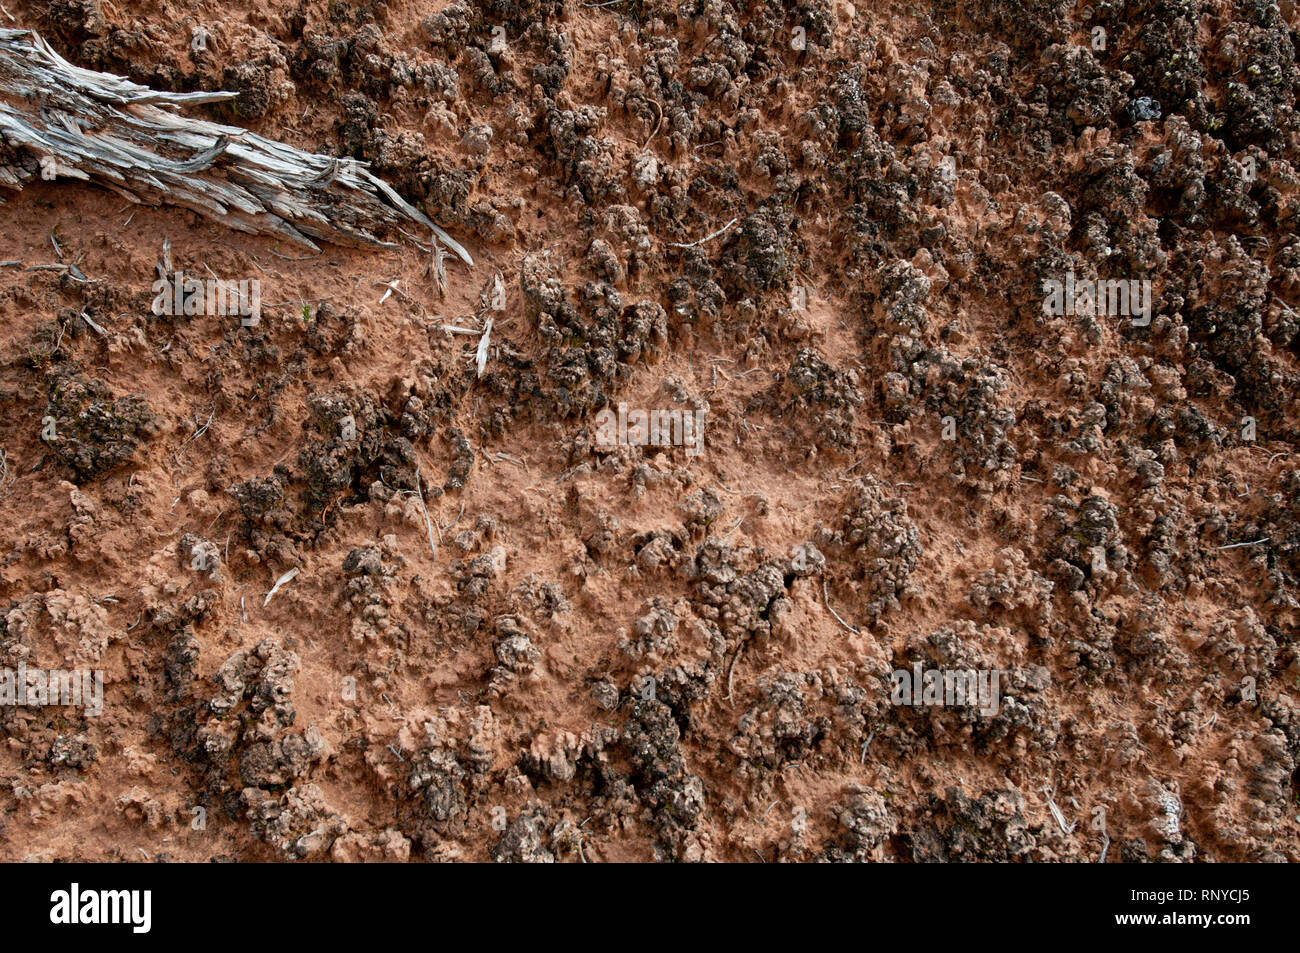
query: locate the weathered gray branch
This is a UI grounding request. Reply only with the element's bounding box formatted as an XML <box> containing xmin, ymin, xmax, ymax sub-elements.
<box><xmin>0</xmin><ymin>29</ymin><xmax>472</xmax><ymax>263</ymax></box>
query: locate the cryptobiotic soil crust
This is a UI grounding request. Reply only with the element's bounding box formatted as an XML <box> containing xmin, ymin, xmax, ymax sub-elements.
<box><xmin>0</xmin><ymin>0</ymin><xmax>1298</xmax><ymax>863</ymax></box>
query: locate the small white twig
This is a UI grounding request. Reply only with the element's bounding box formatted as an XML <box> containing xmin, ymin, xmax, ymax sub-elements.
<box><xmin>1039</xmin><ymin>785</ymin><xmax>1076</xmax><ymax>835</ymax></box>
<box><xmin>823</xmin><ymin>579</ymin><xmax>860</xmax><ymax>634</ymax></box>
<box><xmin>669</xmin><ymin>216</ymin><xmax>738</xmax><ymax>249</ymax></box>
<box><xmin>476</xmin><ymin>314</ymin><xmax>494</xmax><ymax>378</ymax></box>
<box><xmin>414</xmin><ymin>464</ymin><xmax>437</xmax><ymax>561</ymax></box>
<box><xmin>431</xmin><ymin>233</ymin><xmax>448</xmax><ymax>299</ymax></box>
<box><xmin>79</xmin><ymin>310</ymin><xmax>108</xmax><ymax>336</ymax></box>
<box><xmin>263</xmin><ymin>567</ymin><xmax>299</xmax><ymax>607</ymax></box>
<box><xmin>1216</xmin><ymin>537</ymin><xmax>1270</xmax><ymax>550</ymax></box>
<box><xmin>441</xmin><ymin>501</ymin><xmax>465</xmax><ymax>533</ymax></box>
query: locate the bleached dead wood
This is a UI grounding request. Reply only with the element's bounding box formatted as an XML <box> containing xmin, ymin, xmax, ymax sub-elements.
<box><xmin>0</xmin><ymin>29</ymin><xmax>472</xmax><ymax>263</ymax></box>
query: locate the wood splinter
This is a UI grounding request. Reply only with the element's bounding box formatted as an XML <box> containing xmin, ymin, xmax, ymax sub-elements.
<box><xmin>0</xmin><ymin>28</ymin><xmax>472</xmax><ymax>263</ymax></box>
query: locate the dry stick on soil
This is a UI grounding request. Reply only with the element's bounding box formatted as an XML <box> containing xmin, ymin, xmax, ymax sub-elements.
<box><xmin>377</xmin><ymin>279</ymin><xmax>407</xmax><ymax>304</ymax></box>
<box><xmin>1039</xmin><ymin>786</ymin><xmax>1077</xmax><ymax>835</ymax></box>
<box><xmin>413</xmin><ymin>464</ymin><xmax>438</xmax><ymax>561</ymax></box>
<box><xmin>430</xmin><ymin>233</ymin><xmax>448</xmax><ymax>299</ymax></box>
<box><xmin>174</xmin><ymin>410</ymin><xmax>214</xmax><ymax>464</ymax></box>
<box><xmin>0</xmin><ymin>446</ymin><xmax>13</xmax><ymax>499</ymax></box>
<box><xmin>0</xmin><ymin>29</ymin><xmax>472</xmax><ymax>262</ymax></box>
<box><xmin>726</xmin><ymin>642</ymin><xmax>744</xmax><ymax>707</ymax></box>
<box><xmin>1216</xmin><ymin>537</ymin><xmax>1270</xmax><ymax>550</ymax></box>
<box><xmin>823</xmin><ymin>579</ymin><xmax>860</xmax><ymax>634</ymax></box>
<box><xmin>262</xmin><ymin>566</ymin><xmax>299</xmax><ymax>607</ymax></box>
<box><xmin>642</xmin><ymin>99</ymin><xmax>662</xmax><ymax>149</ymax></box>
<box><xmin>442</xmin><ymin>501</ymin><xmax>465</xmax><ymax>533</ymax></box>
<box><xmin>156</xmin><ymin>237</ymin><xmax>173</xmax><ymax>281</ymax></box>
<box><xmin>476</xmin><ymin>314</ymin><xmax>494</xmax><ymax>378</ymax></box>
<box><xmin>669</xmin><ymin>216</ymin><xmax>738</xmax><ymax>249</ymax></box>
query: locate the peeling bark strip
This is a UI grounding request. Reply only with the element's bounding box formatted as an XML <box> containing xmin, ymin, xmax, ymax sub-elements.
<box><xmin>0</xmin><ymin>29</ymin><xmax>472</xmax><ymax>263</ymax></box>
